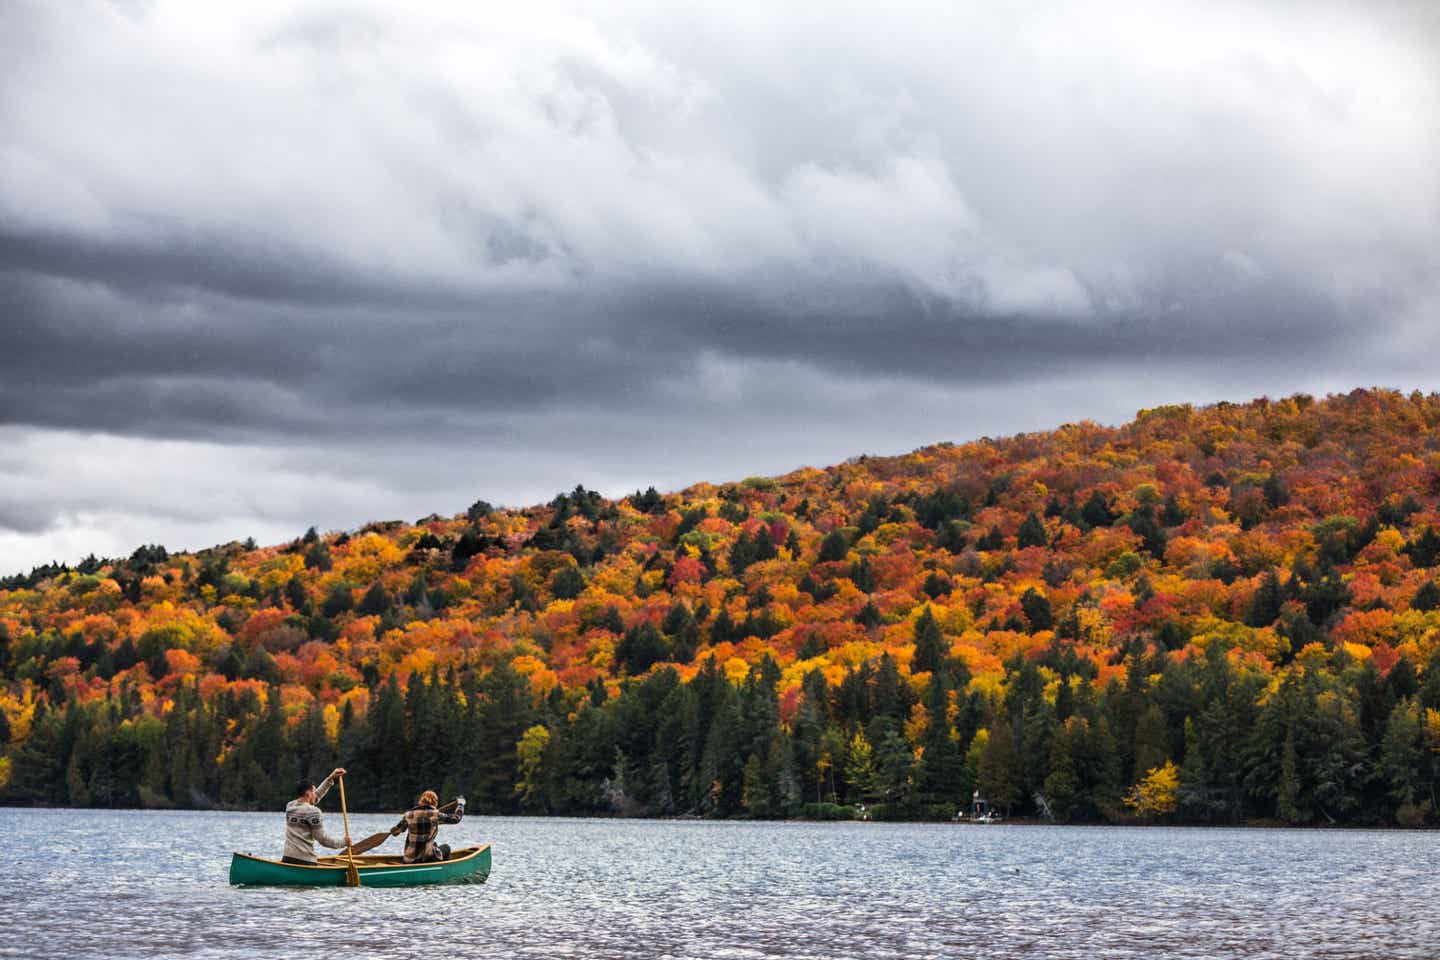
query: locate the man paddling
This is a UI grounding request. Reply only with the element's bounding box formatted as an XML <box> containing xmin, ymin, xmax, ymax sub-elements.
<box><xmin>282</xmin><ymin>767</ymin><xmax>352</xmax><ymax>865</ymax></box>
<box><xmin>389</xmin><ymin>790</ymin><xmax>465</xmax><ymax>863</ymax></box>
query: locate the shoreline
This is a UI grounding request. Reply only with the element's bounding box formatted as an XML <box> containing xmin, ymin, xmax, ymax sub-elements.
<box><xmin>5</xmin><ymin>803</ymin><xmax>1432</xmax><ymax>830</ymax></box>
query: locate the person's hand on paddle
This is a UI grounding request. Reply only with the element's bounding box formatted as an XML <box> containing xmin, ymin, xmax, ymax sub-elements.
<box><xmin>331</xmin><ymin>766</ymin><xmax>347</xmax><ymax>779</ymax></box>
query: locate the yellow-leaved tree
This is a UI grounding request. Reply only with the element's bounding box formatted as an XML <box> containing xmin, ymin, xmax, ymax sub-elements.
<box><xmin>1124</xmin><ymin>760</ymin><xmax>1179</xmax><ymax>819</ymax></box>
<box><xmin>514</xmin><ymin>724</ymin><xmax>551</xmax><ymax>811</ymax></box>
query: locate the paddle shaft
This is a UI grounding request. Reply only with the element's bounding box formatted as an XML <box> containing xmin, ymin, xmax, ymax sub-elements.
<box><xmin>337</xmin><ymin>775</ymin><xmax>360</xmax><ymax>887</ymax></box>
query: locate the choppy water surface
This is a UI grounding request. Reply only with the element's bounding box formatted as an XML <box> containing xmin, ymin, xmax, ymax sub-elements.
<box><xmin>0</xmin><ymin>809</ymin><xmax>1433</xmax><ymax>958</ymax></box>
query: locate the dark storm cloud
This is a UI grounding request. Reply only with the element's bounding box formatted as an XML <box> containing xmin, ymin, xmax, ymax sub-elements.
<box><xmin>0</xmin><ymin>503</ymin><xmax>52</xmax><ymax>536</ymax></box>
<box><xmin>0</xmin><ymin>0</ymin><xmax>1436</xmax><ymax>567</ymax></box>
<box><xmin>0</xmin><ymin>265</ymin><xmax>1361</xmax><ymax>445</ymax></box>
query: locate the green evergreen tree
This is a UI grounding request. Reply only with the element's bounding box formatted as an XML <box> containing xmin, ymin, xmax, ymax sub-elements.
<box><xmin>285</xmin><ymin>575</ymin><xmax>311</xmax><ymax>613</ymax></box>
<box><xmin>551</xmin><ymin>565</ymin><xmax>586</xmax><ymax>600</ymax></box>
<box><xmin>1132</xmin><ymin>703</ymin><xmax>1169</xmax><ymax>780</ymax></box>
<box><xmin>616</xmin><ymin>622</ymin><xmax>670</xmax><ymax>676</ymax></box>
<box><xmin>911</xmin><ymin>606</ymin><xmax>947</xmax><ymax>676</ymax></box>
<box><xmin>1020</xmin><ymin>588</ymin><xmax>1053</xmax><ymax>632</ymax></box>
<box><xmin>818</xmin><ymin>529</ymin><xmax>850</xmax><ymax>563</ymax></box>
<box><xmin>358</xmin><ymin>581</ymin><xmax>392</xmax><ymax>617</ymax></box>
<box><xmin>1017</xmin><ymin>512</ymin><xmax>1047</xmax><ymax>549</ymax></box>
<box><xmin>1043</xmin><ymin>719</ymin><xmax>1082</xmax><ymax>822</ymax></box>
<box><xmin>872</xmin><ymin>727</ymin><xmax>914</xmax><ymax>808</ymax></box>
<box><xmin>1246</xmin><ymin>571</ymin><xmax>1284</xmax><ymax>627</ymax></box>
<box><xmin>1081</xmin><ymin>491</ymin><xmax>1115</xmax><ymax>528</ymax></box>
<box><xmin>978</xmin><ymin>719</ymin><xmax>1023</xmax><ymax>814</ymax></box>
<box><xmin>1413</xmin><ymin>581</ymin><xmax>1440</xmax><ymax>612</ymax></box>
<box><xmin>1380</xmin><ymin>699</ymin><xmax>1425</xmax><ymax>811</ymax></box>
<box><xmin>916</xmin><ymin>673</ymin><xmax>963</xmax><ymax>807</ymax></box>
<box><xmin>1277</xmin><ymin>728</ymin><xmax>1305</xmax><ymax>824</ymax></box>
<box><xmin>843</xmin><ymin>729</ymin><xmax>877</xmax><ymax>804</ymax></box>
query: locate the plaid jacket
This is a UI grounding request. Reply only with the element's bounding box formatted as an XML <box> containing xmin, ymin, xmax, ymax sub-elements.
<box><xmin>390</xmin><ymin>803</ymin><xmax>462</xmax><ymax>862</ymax></box>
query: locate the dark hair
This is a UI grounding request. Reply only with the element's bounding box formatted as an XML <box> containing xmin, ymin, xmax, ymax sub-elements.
<box><xmin>296</xmin><ymin>779</ymin><xmax>315</xmax><ymax>798</ymax></box>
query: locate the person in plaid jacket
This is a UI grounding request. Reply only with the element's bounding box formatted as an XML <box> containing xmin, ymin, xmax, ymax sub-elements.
<box><xmin>389</xmin><ymin>789</ymin><xmax>464</xmax><ymax>862</ymax></box>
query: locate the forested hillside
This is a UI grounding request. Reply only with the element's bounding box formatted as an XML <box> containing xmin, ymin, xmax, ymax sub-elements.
<box><xmin>5</xmin><ymin>389</ymin><xmax>1440</xmax><ymax>824</ymax></box>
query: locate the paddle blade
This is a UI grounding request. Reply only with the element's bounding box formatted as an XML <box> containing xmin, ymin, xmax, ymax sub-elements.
<box><xmin>350</xmin><ymin>831</ymin><xmax>391</xmax><ymax>855</ymax></box>
<box><xmin>345</xmin><ymin>861</ymin><xmax>361</xmax><ymax>887</ymax></box>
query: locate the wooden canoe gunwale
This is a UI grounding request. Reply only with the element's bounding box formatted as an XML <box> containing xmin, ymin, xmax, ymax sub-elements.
<box><xmin>229</xmin><ymin>844</ymin><xmax>490</xmax><ymax>886</ymax></box>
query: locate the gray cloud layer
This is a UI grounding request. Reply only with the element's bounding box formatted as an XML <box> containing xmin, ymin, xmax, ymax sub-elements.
<box><xmin>1</xmin><ymin>0</ymin><xmax>1437</xmax><ymax>569</ymax></box>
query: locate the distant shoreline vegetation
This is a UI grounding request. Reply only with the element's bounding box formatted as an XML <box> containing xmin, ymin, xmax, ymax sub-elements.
<box><xmin>0</xmin><ymin>803</ymin><xmax>1430</xmax><ymax>831</ymax></box>
<box><xmin>5</xmin><ymin>388</ymin><xmax>1440</xmax><ymax>828</ymax></box>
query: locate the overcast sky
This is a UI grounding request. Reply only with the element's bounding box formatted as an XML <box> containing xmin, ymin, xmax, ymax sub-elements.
<box><xmin>1</xmin><ymin>0</ymin><xmax>1437</xmax><ymax>572</ymax></box>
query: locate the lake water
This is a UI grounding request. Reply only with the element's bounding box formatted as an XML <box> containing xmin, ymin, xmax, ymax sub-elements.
<box><xmin>0</xmin><ymin>809</ymin><xmax>1433</xmax><ymax>958</ymax></box>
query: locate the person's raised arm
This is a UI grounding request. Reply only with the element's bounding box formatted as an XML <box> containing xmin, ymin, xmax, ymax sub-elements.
<box><xmin>440</xmin><ymin>796</ymin><xmax>466</xmax><ymax>824</ymax></box>
<box><xmin>313</xmin><ymin>766</ymin><xmax>346</xmax><ymax>804</ymax></box>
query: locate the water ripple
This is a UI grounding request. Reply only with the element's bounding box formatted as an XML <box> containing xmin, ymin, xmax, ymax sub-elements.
<box><xmin>0</xmin><ymin>810</ymin><xmax>1434</xmax><ymax>959</ymax></box>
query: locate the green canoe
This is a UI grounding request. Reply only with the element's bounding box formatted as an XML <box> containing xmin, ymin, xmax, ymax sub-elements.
<box><xmin>229</xmin><ymin>845</ymin><xmax>491</xmax><ymax>887</ymax></box>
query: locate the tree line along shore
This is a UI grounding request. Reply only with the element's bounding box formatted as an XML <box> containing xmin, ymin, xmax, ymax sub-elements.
<box><xmin>4</xmin><ymin>388</ymin><xmax>1440</xmax><ymax>825</ymax></box>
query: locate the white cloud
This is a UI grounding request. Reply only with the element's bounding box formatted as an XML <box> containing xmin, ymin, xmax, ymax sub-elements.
<box><xmin>1</xmin><ymin>0</ymin><xmax>1436</xmax><ymax>569</ymax></box>
<box><xmin>3</xmin><ymin>0</ymin><xmax>1433</xmax><ymax>307</ymax></box>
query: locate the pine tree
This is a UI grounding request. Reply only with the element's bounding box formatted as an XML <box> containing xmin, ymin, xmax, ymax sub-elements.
<box><xmin>358</xmin><ymin>581</ymin><xmax>392</xmax><ymax>617</ymax></box>
<box><xmin>1278</xmin><ymin>727</ymin><xmax>1304</xmax><ymax>824</ymax></box>
<box><xmin>922</xmin><ymin>571</ymin><xmax>953</xmax><ymax>599</ymax></box>
<box><xmin>849</xmin><ymin>558</ymin><xmax>875</xmax><ymax>593</ymax></box>
<box><xmin>1414</xmin><ymin>581</ymin><xmax>1440</xmax><ymax>612</ymax></box>
<box><xmin>729</xmin><ymin>531</ymin><xmax>756</xmax><ymax>574</ymax></box>
<box><xmin>916</xmin><ymin>673</ymin><xmax>963</xmax><ymax>806</ymax></box>
<box><xmin>911</xmin><ymin>606</ymin><xmax>947</xmax><ymax>676</ymax></box>
<box><xmin>1246</xmin><ymin>571</ymin><xmax>1284</xmax><ymax>627</ymax></box>
<box><xmin>662</xmin><ymin>602</ymin><xmax>700</xmax><ymax>662</ymax></box>
<box><xmin>1081</xmin><ymin>491</ymin><xmax>1115</xmax><ymax>528</ymax></box>
<box><xmin>978</xmin><ymin>720</ymin><xmax>1022</xmax><ymax>814</ymax></box>
<box><xmin>1380</xmin><ymin>699</ymin><xmax>1424</xmax><ymax>810</ymax></box>
<box><xmin>360</xmin><ymin>676</ymin><xmax>409</xmax><ymax>809</ymax></box>
<box><xmin>977</xmin><ymin>526</ymin><xmax>1005</xmax><ymax>551</ymax></box>
<box><xmin>818</xmin><ymin>529</ymin><xmax>850</xmax><ymax>562</ymax></box>
<box><xmin>873</xmin><ymin>727</ymin><xmax>914</xmax><ymax>808</ymax></box>
<box><xmin>1043</xmin><ymin>719</ymin><xmax>1082</xmax><ymax>822</ymax></box>
<box><xmin>285</xmin><ymin>575</ymin><xmax>310</xmax><ymax>613</ymax></box>
<box><xmin>1132</xmin><ymin>703</ymin><xmax>1169</xmax><ymax>781</ymax></box>
<box><xmin>844</xmin><ymin>730</ymin><xmax>877</xmax><ymax>804</ymax></box>
<box><xmin>1017</xmin><ymin>512</ymin><xmax>1047</xmax><ymax>549</ymax></box>
<box><xmin>1020</xmin><ymin>588</ymin><xmax>1053</xmax><ymax>632</ymax></box>
<box><xmin>616</xmin><ymin>622</ymin><xmax>669</xmax><ymax>675</ymax></box>
<box><xmin>741</xmin><ymin>751</ymin><xmax>772</xmax><ymax>817</ymax></box>
<box><xmin>551</xmin><ymin>565</ymin><xmax>586</xmax><ymax>600</ymax></box>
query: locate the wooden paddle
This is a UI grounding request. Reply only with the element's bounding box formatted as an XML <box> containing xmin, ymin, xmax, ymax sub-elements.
<box><xmin>337</xmin><ymin>775</ymin><xmax>361</xmax><ymax>887</ymax></box>
<box><xmin>347</xmin><ymin>798</ymin><xmax>463</xmax><ymax>855</ymax></box>
<box><xmin>348</xmin><ymin>831</ymin><xmax>390</xmax><ymax>856</ymax></box>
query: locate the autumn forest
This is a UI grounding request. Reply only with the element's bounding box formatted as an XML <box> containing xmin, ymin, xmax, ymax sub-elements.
<box><xmin>4</xmin><ymin>389</ymin><xmax>1440</xmax><ymax>826</ymax></box>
